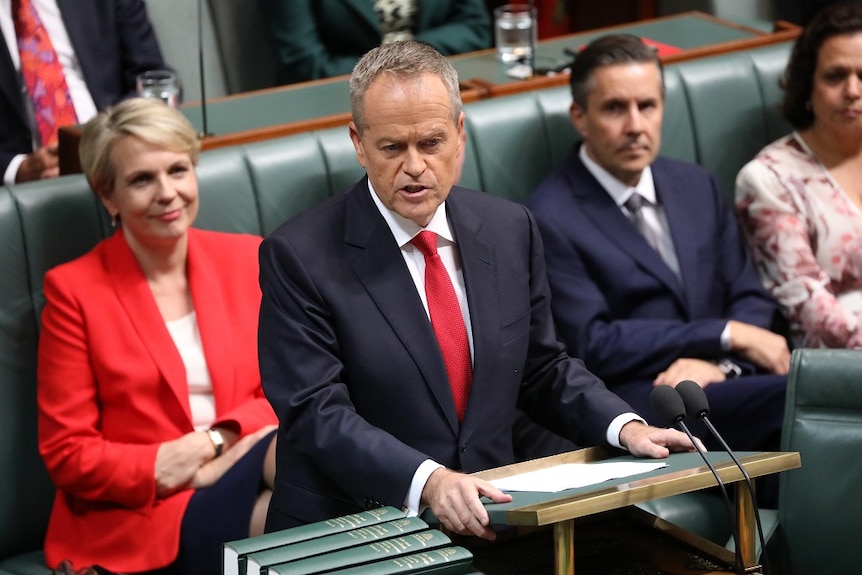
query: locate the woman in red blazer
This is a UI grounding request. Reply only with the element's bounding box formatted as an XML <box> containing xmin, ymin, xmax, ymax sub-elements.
<box><xmin>37</xmin><ymin>98</ymin><xmax>278</xmax><ymax>575</ymax></box>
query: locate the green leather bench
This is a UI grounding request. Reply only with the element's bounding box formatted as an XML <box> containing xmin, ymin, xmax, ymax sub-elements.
<box><xmin>0</xmin><ymin>41</ymin><xmax>794</xmax><ymax>573</ymax></box>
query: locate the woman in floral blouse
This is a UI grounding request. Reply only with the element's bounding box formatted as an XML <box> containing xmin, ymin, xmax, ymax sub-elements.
<box><xmin>736</xmin><ymin>3</ymin><xmax>862</xmax><ymax>349</ymax></box>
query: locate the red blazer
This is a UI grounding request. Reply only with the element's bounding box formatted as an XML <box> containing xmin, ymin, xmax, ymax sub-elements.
<box><xmin>37</xmin><ymin>228</ymin><xmax>277</xmax><ymax>572</ymax></box>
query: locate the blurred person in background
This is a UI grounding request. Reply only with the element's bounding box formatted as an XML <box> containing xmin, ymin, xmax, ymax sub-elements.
<box><xmin>0</xmin><ymin>0</ymin><xmax>168</xmax><ymax>184</ymax></box>
<box><xmin>736</xmin><ymin>3</ymin><xmax>862</xmax><ymax>349</ymax></box>
<box><xmin>258</xmin><ymin>0</ymin><xmax>491</xmax><ymax>84</ymax></box>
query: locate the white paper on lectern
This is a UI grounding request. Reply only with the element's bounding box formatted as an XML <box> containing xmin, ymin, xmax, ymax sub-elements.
<box><xmin>489</xmin><ymin>461</ymin><xmax>668</xmax><ymax>492</ymax></box>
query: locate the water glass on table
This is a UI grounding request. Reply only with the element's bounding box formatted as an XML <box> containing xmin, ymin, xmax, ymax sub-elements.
<box><xmin>136</xmin><ymin>70</ymin><xmax>180</xmax><ymax>108</ymax></box>
<box><xmin>494</xmin><ymin>3</ymin><xmax>537</xmax><ymax>64</ymax></box>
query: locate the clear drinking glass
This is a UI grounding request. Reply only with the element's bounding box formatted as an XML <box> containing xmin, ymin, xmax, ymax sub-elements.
<box><xmin>136</xmin><ymin>70</ymin><xmax>180</xmax><ymax>108</ymax></box>
<box><xmin>494</xmin><ymin>4</ymin><xmax>538</xmax><ymax>64</ymax></box>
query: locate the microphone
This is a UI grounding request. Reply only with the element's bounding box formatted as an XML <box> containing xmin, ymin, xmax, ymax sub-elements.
<box><xmin>528</xmin><ymin>0</ymin><xmax>537</xmax><ymax>76</ymax></box>
<box><xmin>675</xmin><ymin>380</ymin><xmax>771</xmax><ymax>574</ymax></box>
<box><xmin>197</xmin><ymin>0</ymin><xmax>211</xmax><ymax>138</ymax></box>
<box><xmin>649</xmin><ymin>385</ymin><xmax>742</xmax><ymax>572</ymax></box>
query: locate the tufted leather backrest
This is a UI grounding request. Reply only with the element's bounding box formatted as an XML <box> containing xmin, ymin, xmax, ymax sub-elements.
<box><xmin>674</xmin><ymin>42</ymin><xmax>792</xmax><ymax>198</ymax></box>
<box><xmin>777</xmin><ymin>349</ymin><xmax>862</xmax><ymax>575</ymax></box>
<box><xmin>0</xmin><ymin>188</ymin><xmax>52</xmax><ymax>561</ymax></box>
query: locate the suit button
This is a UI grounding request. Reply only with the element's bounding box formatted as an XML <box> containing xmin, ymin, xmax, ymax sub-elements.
<box><xmin>459</xmin><ymin>443</ymin><xmax>467</xmax><ymax>453</ymax></box>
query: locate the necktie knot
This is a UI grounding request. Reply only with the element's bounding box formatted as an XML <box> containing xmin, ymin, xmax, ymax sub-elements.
<box><xmin>411</xmin><ymin>230</ymin><xmax>438</xmax><ymax>258</ymax></box>
<box><xmin>624</xmin><ymin>192</ymin><xmax>648</xmax><ymax>215</ymax></box>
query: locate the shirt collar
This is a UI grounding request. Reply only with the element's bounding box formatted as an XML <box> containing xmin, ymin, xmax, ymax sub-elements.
<box><xmin>579</xmin><ymin>144</ymin><xmax>657</xmax><ymax>207</ymax></box>
<box><xmin>367</xmin><ymin>180</ymin><xmax>455</xmax><ymax>247</ymax></box>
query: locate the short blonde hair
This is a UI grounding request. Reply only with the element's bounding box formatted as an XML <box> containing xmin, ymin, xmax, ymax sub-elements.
<box><xmin>79</xmin><ymin>98</ymin><xmax>200</xmax><ymax>198</ymax></box>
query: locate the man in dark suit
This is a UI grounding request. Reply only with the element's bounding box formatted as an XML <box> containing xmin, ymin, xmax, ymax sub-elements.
<box><xmin>526</xmin><ymin>35</ymin><xmax>790</xmax><ymax>459</ymax></box>
<box><xmin>258</xmin><ymin>40</ymin><xmax>697</xmax><ymax>536</ymax></box>
<box><xmin>1</xmin><ymin>0</ymin><xmax>166</xmax><ymax>183</ymax></box>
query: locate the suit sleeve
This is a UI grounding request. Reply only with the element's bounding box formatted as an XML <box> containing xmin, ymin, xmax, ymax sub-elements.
<box><xmin>413</xmin><ymin>0</ymin><xmax>492</xmax><ymax>55</ymax></box>
<box><xmin>515</xmin><ymin>206</ymin><xmax>635</xmax><ymax>445</ymax></box>
<box><xmin>258</xmin><ymin>233</ymin><xmax>428</xmax><ymax>508</ymax></box>
<box><xmin>38</xmin><ymin>271</ymin><xmax>160</xmax><ymax>509</ymax></box>
<box><xmin>116</xmin><ymin>0</ymin><xmax>168</xmax><ymax>100</ymax></box>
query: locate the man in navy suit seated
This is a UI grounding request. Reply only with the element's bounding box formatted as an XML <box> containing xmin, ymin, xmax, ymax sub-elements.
<box><xmin>526</xmin><ymin>34</ymin><xmax>790</xmax><ymax>464</ymax></box>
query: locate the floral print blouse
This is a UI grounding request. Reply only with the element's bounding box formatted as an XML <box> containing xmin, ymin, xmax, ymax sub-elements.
<box><xmin>736</xmin><ymin>132</ymin><xmax>862</xmax><ymax>349</ymax></box>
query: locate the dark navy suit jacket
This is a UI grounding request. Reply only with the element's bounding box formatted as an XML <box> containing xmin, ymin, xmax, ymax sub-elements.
<box><xmin>526</xmin><ymin>146</ymin><xmax>787</xmax><ymax>455</ymax></box>
<box><xmin>0</xmin><ymin>0</ymin><xmax>165</xmax><ymax>174</ymax></box>
<box><xmin>259</xmin><ymin>179</ymin><xmax>635</xmax><ymax>528</ymax></box>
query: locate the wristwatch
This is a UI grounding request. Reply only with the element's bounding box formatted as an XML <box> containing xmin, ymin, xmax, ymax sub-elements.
<box><xmin>716</xmin><ymin>359</ymin><xmax>742</xmax><ymax>379</ymax></box>
<box><xmin>206</xmin><ymin>428</ymin><xmax>225</xmax><ymax>458</ymax></box>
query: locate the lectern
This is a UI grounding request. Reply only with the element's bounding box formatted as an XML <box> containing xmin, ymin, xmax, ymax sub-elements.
<box><xmin>468</xmin><ymin>447</ymin><xmax>800</xmax><ymax>575</ymax></box>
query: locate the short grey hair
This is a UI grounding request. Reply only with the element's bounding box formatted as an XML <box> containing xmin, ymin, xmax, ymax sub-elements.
<box><xmin>349</xmin><ymin>41</ymin><xmax>462</xmax><ymax>132</ymax></box>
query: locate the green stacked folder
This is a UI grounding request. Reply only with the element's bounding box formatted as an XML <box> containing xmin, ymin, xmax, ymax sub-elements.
<box><xmin>223</xmin><ymin>506</ymin><xmax>479</xmax><ymax>575</ymax></box>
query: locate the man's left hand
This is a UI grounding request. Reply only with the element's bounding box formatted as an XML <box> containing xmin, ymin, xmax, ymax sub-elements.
<box><xmin>618</xmin><ymin>421</ymin><xmax>702</xmax><ymax>458</ymax></box>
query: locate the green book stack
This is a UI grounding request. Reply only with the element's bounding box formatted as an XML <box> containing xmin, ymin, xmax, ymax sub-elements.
<box><xmin>245</xmin><ymin>516</ymin><xmax>429</xmax><ymax>573</ymax></box>
<box><xmin>222</xmin><ymin>506</ymin><xmax>406</xmax><ymax>575</ymax></box>
<box><xmin>264</xmin><ymin>529</ymin><xmax>457</xmax><ymax>575</ymax></box>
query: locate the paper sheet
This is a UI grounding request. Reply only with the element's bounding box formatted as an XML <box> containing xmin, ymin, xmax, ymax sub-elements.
<box><xmin>489</xmin><ymin>461</ymin><xmax>668</xmax><ymax>492</ymax></box>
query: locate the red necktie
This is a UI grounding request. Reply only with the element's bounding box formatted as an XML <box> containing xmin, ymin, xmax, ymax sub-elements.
<box><xmin>13</xmin><ymin>0</ymin><xmax>78</xmax><ymax>147</ymax></box>
<box><xmin>411</xmin><ymin>231</ymin><xmax>472</xmax><ymax>422</ymax></box>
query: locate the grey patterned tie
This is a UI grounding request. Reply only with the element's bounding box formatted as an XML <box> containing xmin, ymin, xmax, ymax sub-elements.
<box><xmin>624</xmin><ymin>192</ymin><xmax>660</xmax><ymax>252</ymax></box>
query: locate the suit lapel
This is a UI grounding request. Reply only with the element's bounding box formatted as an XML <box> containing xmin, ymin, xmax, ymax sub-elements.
<box><xmin>445</xmin><ymin>192</ymin><xmax>495</xmax><ymax>440</ymax></box>
<box><xmin>104</xmin><ymin>232</ymin><xmax>192</xmax><ymax>423</ymax></box>
<box><xmin>344</xmin><ymin>183</ymin><xmax>460</xmax><ymax>433</ymax></box>
<box><xmin>0</xmin><ymin>27</ymin><xmax>26</xmax><ymax>124</ymax></box>
<box><xmin>653</xmin><ymin>163</ymin><xmax>705</xmax><ymax>315</ymax></box>
<box><xmin>569</xmin><ymin>153</ymin><xmax>687</xmax><ymax>307</ymax></box>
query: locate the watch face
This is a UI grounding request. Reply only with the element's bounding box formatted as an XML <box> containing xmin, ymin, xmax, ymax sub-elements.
<box><xmin>208</xmin><ymin>429</ymin><xmax>225</xmax><ymax>456</ymax></box>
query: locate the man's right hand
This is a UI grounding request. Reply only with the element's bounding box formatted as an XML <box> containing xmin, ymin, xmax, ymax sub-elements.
<box><xmin>728</xmin><ymin>320</ymin><xmax>791</xmax><ymax>375</ymax></box>
<box><xmin>16</xmin><ymin>145</ymin><xmax>60</xmax><ymax>182</ymax></box>
<box><xmin>421</xmin><ymin>467</ymin><xmax>512</xmax><ymax>541</ymax></box>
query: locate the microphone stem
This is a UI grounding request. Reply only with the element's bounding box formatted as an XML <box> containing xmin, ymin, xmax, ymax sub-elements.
<box><xmin>677</xmin><ymin>420</ymin><xmax>743</xmax><ymax>573</ymax></box>
<box><xmin>702</xmin><ymin>416</ymin><xmax>771</xmax><ymax>575</ymax></box>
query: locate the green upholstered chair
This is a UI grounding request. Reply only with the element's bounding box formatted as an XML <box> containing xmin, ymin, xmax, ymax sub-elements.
<box><xmin>676</xmin><ymin>44</ymin><xmax>790</xmax><ymax>198</ymax></box>
<box><xmin>315</xmin><ymin>127</ymin><xmax>365</xmax><ymax>198</ymax></box>
<box><xmin>464</xmin><ymin>92</ymin><xmax>560</xmax><ymax>204</ymax></box>
<box><xmin>194</xmin><ymin>146</ymin><xmax>263</xmax><ymax>235</ymax></box>
<box><xmin>0</xmin><ymin>178</ymin><xmax>103</xmax><ymax>575</ymax></box>
<box><xmin>772</xmin><ymin>348</ymin><xmax>862</xmax><ymax>575</ymax></box>
<box><xmin>246</xmin><ymin>131</ymin><xmax>339</xmax><ymax>236</ymax></box>
<box><xmin>0</xmin><ymin>188</ymin><xmax>51</xmax><ymax>572</ymax></box>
